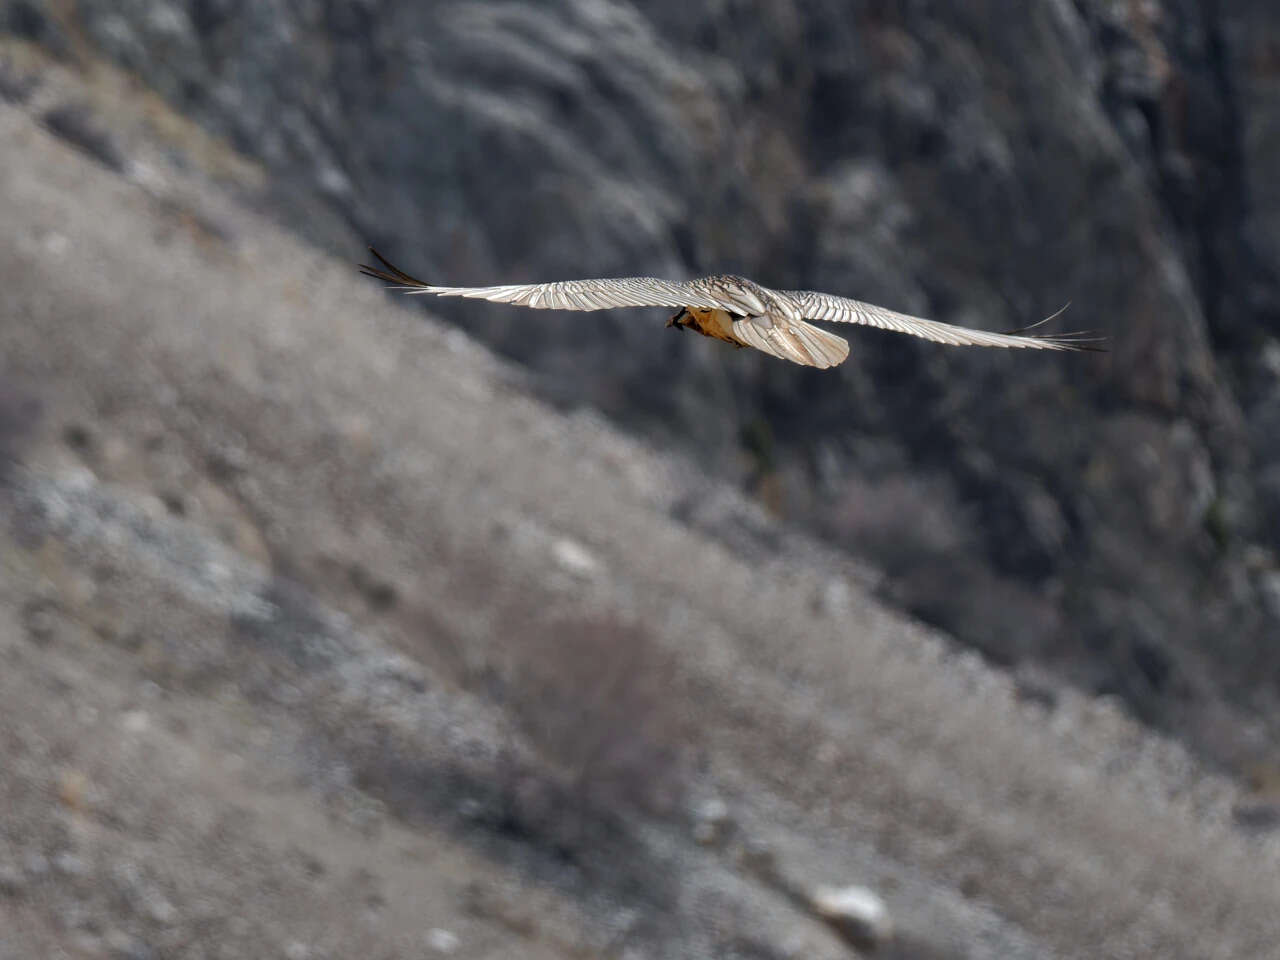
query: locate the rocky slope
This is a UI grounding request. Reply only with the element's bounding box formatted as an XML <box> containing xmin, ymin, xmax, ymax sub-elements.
<box><xmin>6</xmin><ymin>0</ymin><xmax>1276</xmax><ymax>762</ymax></box>
<box><xmin>3</xmin><ymin>82</ymin><xmax>1280</xmax><ymax>959</ymax></box>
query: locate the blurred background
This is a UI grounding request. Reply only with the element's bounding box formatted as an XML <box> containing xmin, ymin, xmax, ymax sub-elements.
<box><xmin>2</xmin><ymin>2</ymin><xmax>1279</xmax><ymax>958</ymax></box>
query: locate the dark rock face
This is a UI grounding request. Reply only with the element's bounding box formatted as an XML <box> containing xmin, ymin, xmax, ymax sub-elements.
<box><xmin>13</xmin><ymin>0</ymin><xmax>1278</xmax><ymax>754</ymax></box>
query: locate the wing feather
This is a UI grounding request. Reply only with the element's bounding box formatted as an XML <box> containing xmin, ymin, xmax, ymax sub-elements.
<box><xmin>361</xmin><ymin>248</ymin><xmax>740</xmax><ymax>313</ymax></box>
<box><xmin>784</xmin><ymin>292</ymin><xmax>1103</xmax><ymax>351</ymax></box>
<box><xmin>731</xmin><ymin>315</ymin><xmax>850</xmax><ymax>369</ymax></box>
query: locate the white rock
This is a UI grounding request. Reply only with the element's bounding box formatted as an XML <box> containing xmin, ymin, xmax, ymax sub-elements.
<box><xmin>424</xmin><ymin>928</ymin><xmax>460</xmax><ymax>955</ymax></box>
<box><xmin>53</xmin><ymin>852</ymin><xmax>88</xmax><ymax>877</ymax></box>
<box><xmin>692</xmin><ymin>797</ymin><xmax>732</xmax><ymax>846</ymax></box>
<box><xmin>817</xmin><ymin>578</ymin><xmax>851</xmax><ymax>618</ymax></box>
<box><xmin>810</xmin><ymin>884</ymin><xmax>893</xmax><ymax>950</ymax></box>
<box><xmin>146</xmin><ymin>893</ymin><xmax>178</xmax><ymax>925</ymax></box>
<box><xmin>121</xmin><ymin>710</ymin><xmax>150</xmax><ymax>734</ymax></box>
<box><xmin>551</xmin><ymin>537</ymin><xmax>599</xmax><ymax>577</ymax></box>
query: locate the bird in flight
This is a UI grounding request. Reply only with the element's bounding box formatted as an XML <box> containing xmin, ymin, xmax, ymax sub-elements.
<box><xmin>360</xmin><ymin>248</ymin><xmax>1101</xmax><ymax>369</ymax></box>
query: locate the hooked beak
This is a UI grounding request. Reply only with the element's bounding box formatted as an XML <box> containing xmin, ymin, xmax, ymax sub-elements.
<box><xmin>667</xmin><ymin>308</ymin><xmax>689</xmax><ymax>329</ymax></box>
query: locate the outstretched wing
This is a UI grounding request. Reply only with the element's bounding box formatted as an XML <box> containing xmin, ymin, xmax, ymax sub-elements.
<box><xmin>783</xmin><ymin>291</ymin><xmax>1104</xmax><ymax>351</ymax></box>
<box><xmin>730</xmin><ymin>315</ymin><xmax>850</xmax><ymax>369</ymax></box>
<box><xmin>361</xmin><ymin>248</ymin><xmax>745</xmax><ymax>314</ymax></box>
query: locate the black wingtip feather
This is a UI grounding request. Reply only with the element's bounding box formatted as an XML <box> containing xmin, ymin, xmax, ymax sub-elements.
<box><xmin>358</xmin><ymin>246</ymin><xmax>430</xmax><ymax>288</ymax></box>
<box><xmin>1002</xmin><ymin>301</ymin><xmax>1072</xmax><ymax>336</ymax></box>
<box><xmin>1001</xmin><ymin>301</ymin><xmax>1107</xmax><ymax>352</ymax></box>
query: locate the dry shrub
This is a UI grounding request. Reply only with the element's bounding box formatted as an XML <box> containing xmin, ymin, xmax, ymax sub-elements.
<box><xmin>0</xmin><ymin>57</ymin><xmax>37</xmax><ymax>103</ymax></box>
<box><xmin>828</xmin><ymin>469</ymin><xmax>969</xmax><ymax>569</ymax></box>
<box><xmin>41</xmin><ymin>102</ymin><xmax>125</xmax><ymax>172</ymax></box>
<box><xmin>495</xmin><ymin>611</ymin><xmax>689</xmax><ymax>824</ymax></box>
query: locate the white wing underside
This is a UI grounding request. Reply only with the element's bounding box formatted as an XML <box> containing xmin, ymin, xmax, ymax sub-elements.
<box><xmin>412</xmin><ymin>278</ymin><xmax>741</xmax><ymax>313</ymax></box>
<box><xmin>784</xmin><ymin>291</ymin><xmax>1081</xmax><ymax>351</ymax></box>
<box><xmin>363</xmin><ymin>251</ymin><xmax>1095</xmax><ymax>367</ymax></box>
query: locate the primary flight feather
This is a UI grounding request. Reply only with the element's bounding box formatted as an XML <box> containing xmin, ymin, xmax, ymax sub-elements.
<box><xmin>359</xmin><ymin>248</ymin><xmax>1102</xmax><ymax>369</ymax></box>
